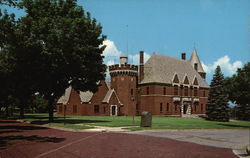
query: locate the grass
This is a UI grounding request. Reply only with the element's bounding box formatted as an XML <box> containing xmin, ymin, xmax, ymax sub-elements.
<box><xmin>19</xmin><ymin>113</ymin><xmax>250</xmax><ymax>131</ymax></box>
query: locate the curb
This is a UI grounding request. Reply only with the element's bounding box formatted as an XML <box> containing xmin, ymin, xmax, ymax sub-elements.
<box><xmin>233</xmin><ymin>145</ymin><xmax>250</xmax><ymax>158</ymax></box>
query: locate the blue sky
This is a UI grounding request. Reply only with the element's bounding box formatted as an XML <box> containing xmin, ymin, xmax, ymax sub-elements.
<box><xmin>1</xmin><ymin>0</ymin><xmax>250</xmax><ymax>83</ymax></box>
<box><xmin>80</xmin><ymin>0</ymin><xmax>250</xmax><ymax>82</ymax></box>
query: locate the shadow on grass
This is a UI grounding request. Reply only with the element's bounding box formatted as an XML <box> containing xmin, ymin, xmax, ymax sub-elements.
<box><xmin>30</xmin><ymin>119</ymin><xmax>111</xmax><ymax>125</ymax></box>
<box><xmin>0</xmin><ymin>135</ymin><xmax>65</xmax><ymax>150</ymax></box>
<box><xmin>24</xmin><ymin>114</ymin><xmax>64</xmax><ymax>120</ymax></box>
<box><xmin>218</xmin><ymin>124</ymin><xmax>250</xmax><ymax>128</ymax></box>
<box><xmin>0</xmin><ymin>125</ymin><xmax>48</xmax><ymax>130</ymax></box>
<box><xmin>0</xmin><ymin>120</ymin><xmax>19</xmax><ymax>124</ymax></box>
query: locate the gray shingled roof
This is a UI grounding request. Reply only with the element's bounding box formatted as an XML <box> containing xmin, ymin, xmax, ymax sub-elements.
<box><xmin>140</xmin><ymin>53</ymin><xmax>209</xmax><ymax>88</ymax></box>
<box><xmin>189</xmin><ymin>48</ymin><xmax>205</xmax><ymax>73</ymax></box>
<box><xmin>80</xmin><ymin>91</ymin><xmax>94</xmax><ymax>103</ymax></box>
<box><xmin>57</xmin><ymin>81</ymin><xmax>114</xmax><ymax>104</ymax></box>
<box><xmin>57</xmin><ymin>86</ymin><xmax>72</xmax><ymax>104</ymax></box>
<box><xmin>102</xmin><ymin>89</ymin><xmax>114</xmax><ymax>103</ymax></box>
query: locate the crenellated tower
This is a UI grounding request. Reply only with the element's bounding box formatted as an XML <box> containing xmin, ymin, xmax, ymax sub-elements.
<box><xmin>109</xmin><ymin>54</ymin><xmax>138</xmax><ymax>116</ymax></box>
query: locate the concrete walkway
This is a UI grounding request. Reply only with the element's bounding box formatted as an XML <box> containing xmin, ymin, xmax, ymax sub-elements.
<box><xmin>77</xmin><ymin>124</ymin><xmax>138</xmax><ymax>132</ymax></box>
<box><xmin>130</xmin><ymin>129</ymin><xmax>250</xmax><ymax>157</ymax></box>
<box><xmin>130</xmin><ymin>129</ymin><xmax>250</xmax><ymax>149</ymax></box>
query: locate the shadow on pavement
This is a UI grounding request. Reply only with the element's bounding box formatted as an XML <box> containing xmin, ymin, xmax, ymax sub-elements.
<box><xmin>0</xmin><ymin>135</ymin><xmax>65</xmax><ymax>150</ymax></box>
<box><xmin>0</xmin><ymin>125</ymin><xmax>48</xmax><ymax>131</ymax></box>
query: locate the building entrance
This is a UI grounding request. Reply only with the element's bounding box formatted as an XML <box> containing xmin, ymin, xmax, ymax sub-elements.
<box><xmin>110</xmin><ymin>105</ymin><xmax>117</xmax><ymax>116</ymax></box>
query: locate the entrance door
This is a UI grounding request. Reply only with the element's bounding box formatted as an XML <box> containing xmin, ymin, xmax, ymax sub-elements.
<box><xmin>112</xmin><ymin>106</ymin><xmax>116</xmax><ymax>116</ymax></box>
<box><xmin>183</xmin><ymin>104</ymin><xmax>188</xmax><ymax>114</ymax></box>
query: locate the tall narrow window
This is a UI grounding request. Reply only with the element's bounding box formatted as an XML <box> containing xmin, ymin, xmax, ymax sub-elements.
<box><xmin>147</xmin><ymin>87</ymin><xmax>149</xmax><ymax>95</ymax></box>
<box><xmin>59</xmin><ymin>105</ymin><xmax>63</xmax><ymax>112</ymax></box>
<box><xmin>203</xmin><ymin>90</ymin><xmax>206</xmax><ymax>97</ymax></box>
<box><xmin>194</xmin><ymin>104</ymin><xmax>197</xmax><ymax>112</ymax></box>
<box><xmin>104</xmin><ymin>106</ymin><xmax>106</xmax><ymax>113</ymax></box>
<box><xmin>174</xmin><ymin>86</ymin><xmax>178</xmax><ymax>95</ymax></box>
<box><xmin>94</xmin><ymin>105</ymin><xmax>99</xmax><ymax>113</ymax></box>
<box><xmin>163</xmin><ymin>87</ymin><xmax>166</xmax><ymax>95</ymax></box>
<box><xmin>184</xmin><ymin>86</ymin><xmax>188</xmax><ymax>96</ymax></box>
<box><xmin>160</xmin><ymin>103</ymin><xmax>163</xmax><ymax>112</ymax></box>
<box><xmin>166</xmin><ymin>103</ymin><xmax>169</xmax><ymax>111</ymax></box>
<box><xmin>131</xmin><ymin>89</ymin><xmax>134</xmax><ymax>95</ymax></box>
<box><xmin>136</xmin><ymin>104</ymin><xmax>139</xmax><ymax>111</ymax></box>
<box><xmin>73</xmin><ymin>105</ymin><xmax>77</xmax><ymax>113</ymax></box>
<box><xmin>194</xmin><ymin>87</ymin><xmax>198</xmax><ymax>96</ymax></box>
<box><xmin>175</xmin><ymin>104</ymin><xmax>178</xmax><ymax>111</ymax></box>
<box><xmin>201</xmin><ymin>104</ymin><xmax>203</xmax><ymax>112</ymax></box>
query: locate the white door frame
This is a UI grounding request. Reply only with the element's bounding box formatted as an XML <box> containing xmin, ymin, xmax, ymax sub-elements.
<box><xmin>110</xmin><ymin>105</ymin><xmax>118</xmax><ymax>116</ymax></box>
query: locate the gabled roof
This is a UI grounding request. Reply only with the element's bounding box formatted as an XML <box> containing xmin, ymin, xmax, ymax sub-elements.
<box><xmin>189</xmin><ymin>48</ymin><xmax>205</xmax><ymax>73</ymax></box>
<box><xmin>57</xmin><ymin>86</ymin><xmax>72</xmax><ymax>104</ymax></box>
<box><xmin>102</xmin><ymin>88</ymin><xmax>122</xmax><ymax>104</ymax></box>
<box><xmin>57</xmin><ymin>81</ymin><xmax>118</xmax><ymax>105</ymax></box>
<box><xmin>140</xmin><ymin>53</ymin><xmax>209</xmax><ymax>88</ymax></box>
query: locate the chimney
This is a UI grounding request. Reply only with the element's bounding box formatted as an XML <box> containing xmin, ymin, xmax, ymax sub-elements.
<box><xmin>139</xmin><ymin>51</ymin><xmax>144</xmax><ymax>82</ymax></box>
<box><xmin>181</xmin><ymin>52</ymin><xmax>186</xmax><ymax>60</ymax></box>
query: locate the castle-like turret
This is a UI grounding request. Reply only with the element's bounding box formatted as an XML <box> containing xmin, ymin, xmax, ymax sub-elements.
<box><xmin>109</xmin><ymin>54</ymin><xmax>138</xmax><ymax>116</ymax></box>
<box><xmin>189</xmin><ymin>48</ymin><xmax>206</xmax><ymax>80</ymax></box>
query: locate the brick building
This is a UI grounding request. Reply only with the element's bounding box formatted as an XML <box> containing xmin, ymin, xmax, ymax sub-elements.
<box><xmin>57</xmin><ymin>48</ymin><xmax>209</xmax><ymax>116</ymax></box>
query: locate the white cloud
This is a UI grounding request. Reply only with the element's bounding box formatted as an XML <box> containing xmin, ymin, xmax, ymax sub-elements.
<box><xmin>102</xmin><ymin>39</ymin><xmax>150</xmax><ymax>65</ymax></box>
<box><xmin>102</xmin><ymin>39</ymin><xmax>151</xmax><ymax>80</ymax></box>
<box><xmin>202</xmin><ymin>56</ymin><xmax>243</xmax><ymax>76</ymax></box>
<box><xmin>128</xmin><ymin>53</ymin><xmax>150</xmax><ymax>65</ymax></box>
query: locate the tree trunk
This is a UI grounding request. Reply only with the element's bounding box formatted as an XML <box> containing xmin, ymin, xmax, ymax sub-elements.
<box><xmin>48</xmin><ymin>97</ymin><xmax>54</xmax><ymax>122</ymax></box>
<box><xmin>19</xmin><ymin>106</ymin><xmax>24</xmax><ymax>119</ymax></box>
<box><xmin>5</xmin><ymin>104</ymin><xmax>9</xmax><ymax>118</ymax></box>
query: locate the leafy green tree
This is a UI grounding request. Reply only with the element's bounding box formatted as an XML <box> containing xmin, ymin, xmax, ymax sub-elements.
<box><xmin>18</xmin><ymin>0</ymin><xmax>106</xmax><ymax>121</ymax></box>
<box><xmin>225</xmin><ymin>62</ymin><xmax>250</xmax><ymax>120</ymax></box>
<box><xmin>0</xmin><ymin>7</ymin><xmax>41</xmax><ymax>118</ymax></box>
<box><xmin>0</xmin><ymin>0</ymin><xmax>18</xmax><ymax>6</ymax></box>
<box><xmin>206</xmin><ymin>66</ymin><xmax>229</xmax><ymax>121</ymax></box>
<box><xmin>29</xmin><ymin>95</ymin><xmax>48</xmax><ymax>113</ymax></box>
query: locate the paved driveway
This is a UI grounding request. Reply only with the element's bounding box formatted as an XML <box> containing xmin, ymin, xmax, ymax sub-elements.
<box><xmin>130</xmin><ymin>129</ymin><xmax>250</xmax><ymax>149</ymax></box>
<box><xmin>0</xmin><ymin>120</ymin><xmax>239</xmax><ymax>158</ymax></box>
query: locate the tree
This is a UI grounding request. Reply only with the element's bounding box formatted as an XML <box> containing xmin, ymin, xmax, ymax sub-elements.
<box><xmin>18</xmin><ymin>0</ymin><xmax>106</xmax><ymax>121</ymax></box>
<box><xmin>0</xmin><ymin>0</ymin><xmax>18</xmax><ymax>6</ymax></box>
<box><xmin>225</xmin><ymin>62</ymin><xmax>250</xmax><ymax>120</ymax></box>
<box><xmin>29</xmin><ymin>95</ymin><xmax>48</xmax><ymax>113</ymax></box>
<box><xmin>206</xmin><ymin>66</ymin><xmax>229</xmax><ymax>121</ymax></box>
<box><xmin>0</xmin><ymin>7</ymin><xmax>41</xmax><ymax>118</ymax></box>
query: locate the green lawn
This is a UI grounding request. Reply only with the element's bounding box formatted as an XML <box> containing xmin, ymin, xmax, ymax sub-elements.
<box><xmin>20</xmin><ymin>113</ymin><xmax>250</xmax><ymax>131</ymax></box>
